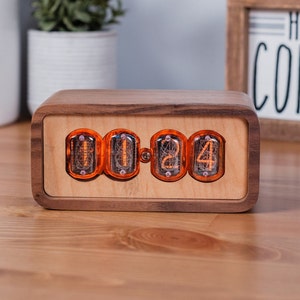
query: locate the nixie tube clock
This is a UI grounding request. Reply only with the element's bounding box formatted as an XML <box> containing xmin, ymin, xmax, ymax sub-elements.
<box><xmin>31</xmin><ymin>90</ymin><xmax>260</xmax><ymax>212</ymax></box>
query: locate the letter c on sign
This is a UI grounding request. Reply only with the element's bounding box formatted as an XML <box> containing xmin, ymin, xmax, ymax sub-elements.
<box><xmin>253</xmin><ymin>42</ymin><xmax>268</xmax><ymax>110</ymax></box>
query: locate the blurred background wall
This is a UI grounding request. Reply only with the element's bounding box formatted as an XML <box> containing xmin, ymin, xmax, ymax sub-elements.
<box><xmin>19</xmin><ymin>0</ymin><xmax>226</xmax><ymax>116</ymax></box>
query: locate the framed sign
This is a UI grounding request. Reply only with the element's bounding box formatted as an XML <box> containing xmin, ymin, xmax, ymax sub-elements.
<box><xmin>226</xmin><ymin>0</ymin><xmax>300</xmax><ymax>141</ymax></box>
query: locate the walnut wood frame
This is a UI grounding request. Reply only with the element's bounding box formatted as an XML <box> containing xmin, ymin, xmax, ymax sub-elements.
<box><xmin>226</xmin><ymin>0</ymin><xmax>300</xmax><ymax>141</ymax></box>
<box><xmin>31</xmin><ymin>89</ymin><xmax>260</xmax><ymax>213</ymax></box>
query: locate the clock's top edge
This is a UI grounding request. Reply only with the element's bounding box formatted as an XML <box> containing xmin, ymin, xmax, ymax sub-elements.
<box><xmin>37</xmin><ymin>89</ymin><xmax>253</xmax><ymax>109</ymax></box>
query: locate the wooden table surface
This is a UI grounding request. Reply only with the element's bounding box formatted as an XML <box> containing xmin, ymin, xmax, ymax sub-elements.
<box><xmin>0</xmin><ymin>121</ymin><xmax>300</xmax><ymax>300</ymax></box>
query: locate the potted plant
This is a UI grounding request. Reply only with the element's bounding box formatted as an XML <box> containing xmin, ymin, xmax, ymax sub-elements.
<box><xmin>28</xmin><ymin>0</ymin><xmax>125</xmax><ymax>114</ymax></box>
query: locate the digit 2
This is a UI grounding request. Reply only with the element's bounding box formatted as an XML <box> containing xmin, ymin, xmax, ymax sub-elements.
<box><xmin>150</xmin><ymin>129</ymin><xmax>187</xmax><ymax>182</ymax></box>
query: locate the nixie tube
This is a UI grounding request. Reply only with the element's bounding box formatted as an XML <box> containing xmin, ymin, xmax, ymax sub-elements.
<box><xmin>66</xmin><ymin>129</ymin><xmax>104</xmax><ymax>180</ymax></box>
<box><xmin>188</xmin><ymin>130</ymin><xmax>225</xmax><ymax>182</ymax></box>
<box><xmin>150</xmin><ymin>129</ymin><xmax>187</xmax><ymax>182</ymax></box>
<box><xmin>104</xmin><ymin>129</ymin><xmax>140</xmax><ymax>180</ymax></box>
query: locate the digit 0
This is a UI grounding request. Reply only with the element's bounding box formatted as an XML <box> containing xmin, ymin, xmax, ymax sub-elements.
<box><xmin>188</xmin><ymin>130</ymin><xmax>225</xmax><ymax>182</ymax></box>
<box><xmin>150</xmin><ymin>129</ymin><xmax>187</xmax><ymax>182</ymax></box>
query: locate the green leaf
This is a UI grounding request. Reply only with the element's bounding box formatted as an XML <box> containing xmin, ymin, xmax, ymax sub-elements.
<box><xmin>62</xmin><ymin>16</ymin><xmax>77</xmax><ymax>31</ymax></box>
<box><xmin>39</xmin><ymin>20</ymin><xmax>57</xmax><ymax>31</ymax></box>
<box><xmin>74</xmin><ymin>10</ymin><xmax>91</xmax><ymax>23</ymax></box>
<box><xmin>49</xmin><ymin>0</ymin><xmax>61</xmax><ymax>14</ymax></box>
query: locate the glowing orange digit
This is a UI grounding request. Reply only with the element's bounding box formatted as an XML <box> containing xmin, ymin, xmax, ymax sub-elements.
<box><xmin>196</xmin><ymin>139</ymin><xmax>215</xmax><ymax>171</ymax></box>
<box><xmin>188</xmin><ymin>130</ymin><xmax>225</xmax><ymax>182</ymax></box>
<box><xmin>82</xmin><ymin>139</ymin><xmax>89</xmax><ymax>168</ymax></box>
<box><xmin>122</xmin><ymin>136</ymin><xmax>128</xmax><ymax>167</ymax></box>
<box><xmin>104</xmin><ymin>129</ymin><xmax>140</xmax><ymax>180</ymax></box>
<box><xmin>66</xmin><ymin>128</ymin><xmax>104</xmax><ymax>180</ymax></box>
<box><xmin>161</xmin><ymin>138</ymin><xmax>180</xmax><ymax>170</ymax></box>
<box><xmin>150</xmin><ymin>129</ymin><xmax>187</xmax><ymax>182</ymax></box>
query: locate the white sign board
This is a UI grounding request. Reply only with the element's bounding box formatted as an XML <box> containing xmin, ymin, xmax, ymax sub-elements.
<box><xmin>248</xmin><ymin>10</ymin><xmax>300</xmax><ymax>121</ymax></box>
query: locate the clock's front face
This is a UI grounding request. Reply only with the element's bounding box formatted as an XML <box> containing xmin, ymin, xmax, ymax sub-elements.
<box><xmin>43</xmin><ymin>114</ymin><xmax>248</xmax><ymax>202</ymax></box>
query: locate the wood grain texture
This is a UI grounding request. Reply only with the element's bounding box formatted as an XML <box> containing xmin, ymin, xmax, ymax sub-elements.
<box><xmin>226</xmin><ymin>0</ymin><xmax>300</xmax><ymax>141</ymax></box>
<box><xmin>31</xmin><ymin>90</ymin><xmax>260</xmax><ymax>212</ymax></box>
<box><xmin>1</xmin><ymin>121</ymin><xmax>300</xmax><ymax>300</ymax></box>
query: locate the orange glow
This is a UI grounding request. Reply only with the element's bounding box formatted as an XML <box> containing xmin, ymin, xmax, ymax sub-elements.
<box><xmin>122</xmin><ymin>137</ymin><xmax>128</xmax><ymax>168</ymax></box>
<box><xmin>82</xmin><ymin>139</ymin><xmax>89</xmax><ymax>168</ymax></box>
<box><xmin>150</xmin><ymin>129</ymin><xmax>187</xmax><ymax>182</ymax></box>
<box><xmin>196</xmin><ymin>139</ymin><xmax>214</xmax><ymax>171</ymax></box>
<box><xmin>161</xmin><ymin>138</ymin><xmax>180</xmax><ymax>170</ymax></box>
<box><xmin>104</xmin><ymin>129</ymin><xmax>140</xmax><ymax>180</ymax></box>
<box><xmin>66</xmin><ymin>128</ymin><xmax>104</xmax><ymax>180</ymax></box>
<box><xmin>65</xmin><ymin>128</ymin><xmax>225</xmax><ymax>183</ymax></box>
<box><xmin>188</xmin><ymin>130</ymin><xmax>225</xmax><ymax>182</ymax></box>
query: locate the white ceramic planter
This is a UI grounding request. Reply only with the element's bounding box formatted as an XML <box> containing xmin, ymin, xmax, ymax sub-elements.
<box><xmin>28</xmin><ymin>30</ymin><xmax>117</xmax><ymax>114</ymax></box>
<box><xmin>0</xmin><ymin>0</ymin><xmax>20</xmax><ymax>126</ymax></box>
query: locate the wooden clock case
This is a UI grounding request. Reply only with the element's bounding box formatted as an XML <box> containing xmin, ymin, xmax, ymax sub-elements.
<box><xmin>31</xmin><ymin>89</ymin><xmax>260</xmax><ymax>212</ymax></box>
